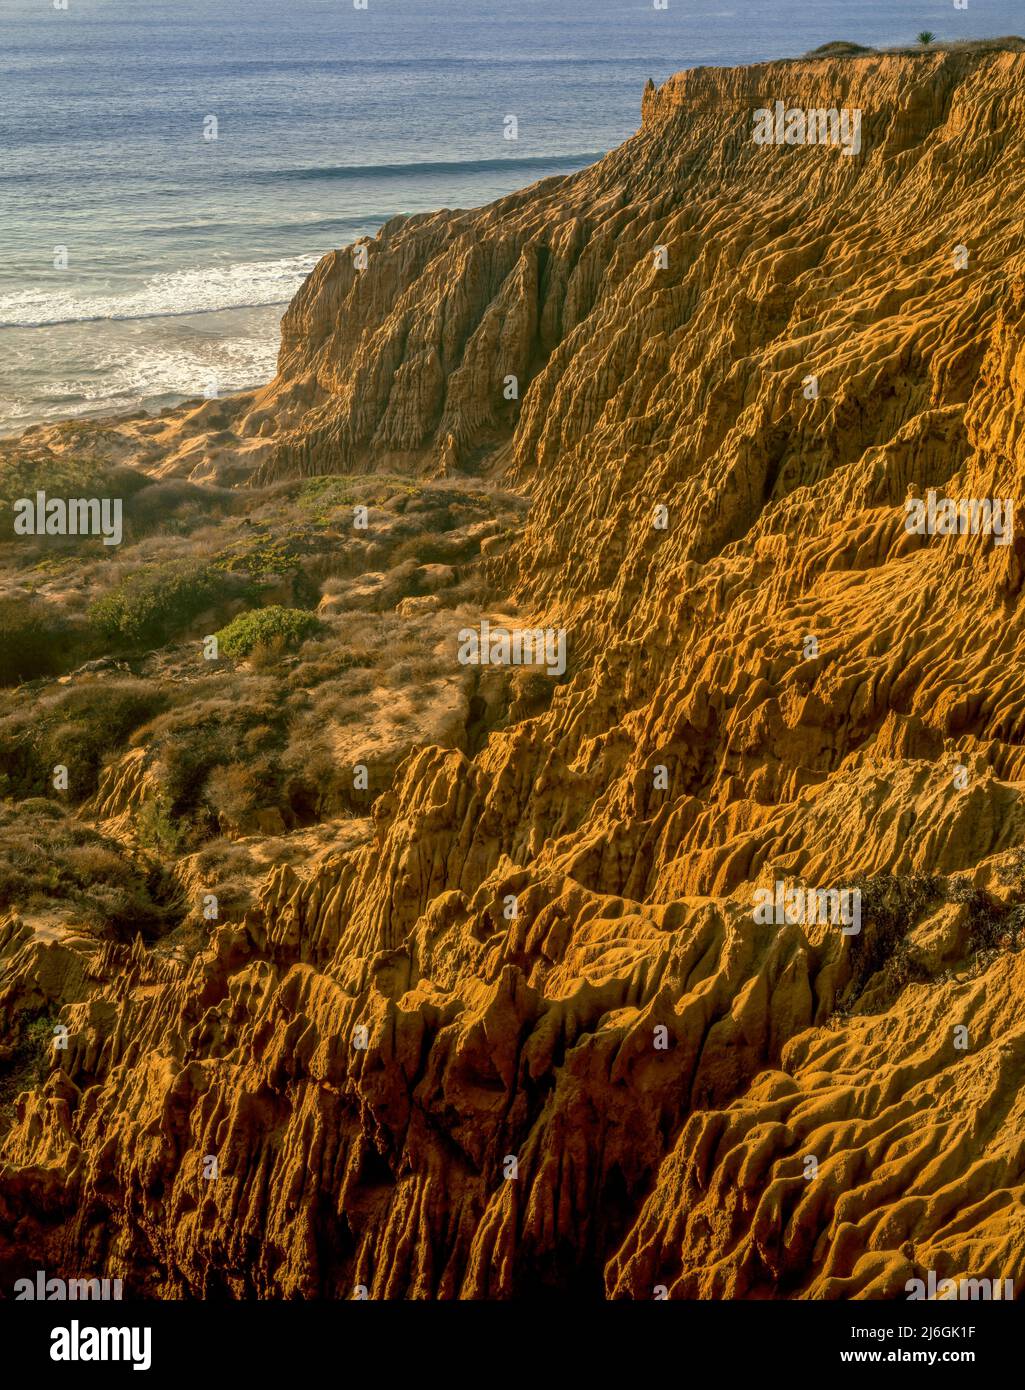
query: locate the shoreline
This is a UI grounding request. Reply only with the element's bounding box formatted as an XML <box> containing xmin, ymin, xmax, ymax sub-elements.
<box><xmin>0</xmin><ymin>383</ymin><xmax>264</xmax><ymax>448</ymax></box>
<box><xmin>5</xmin><ymin>36</ymin><xmax>1024</xmax><ymax>447</ymax></box>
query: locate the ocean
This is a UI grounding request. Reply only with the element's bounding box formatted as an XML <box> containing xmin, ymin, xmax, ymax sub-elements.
<box><xmin>1</xmin><ymin>0</ymin><xmax>1021</xmax><ymax>435</ymax></box>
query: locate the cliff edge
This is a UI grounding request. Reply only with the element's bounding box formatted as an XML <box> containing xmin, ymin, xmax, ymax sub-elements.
<box><xmin>3</xmin><ymin>47</ymin><xmax>1025</xmax><ymax>1299</ymax></box>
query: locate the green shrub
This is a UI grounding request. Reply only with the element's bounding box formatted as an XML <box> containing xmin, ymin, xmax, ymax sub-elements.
<box><xmin>215</xmin><ymin>606</ymin><xmax>321</xmax><ymax>659</ymax></box>
<box><xmin>0</xmin><ymin>597</ymin><xmax>77</xmax><ymax>685</ymax></box>
<box><xmin>0</xmin><ymin>1013</ymin><xmax>60</xmax><ymax>1121</ymax></box>
<box><xmin>136</xmin><ymin>795</ymin><xmax>184</xmax><ymax>856</ymax></box>
<box><xmin>805</xmin><ymin>41</ymin><xmax>874</xmax><ymax>56</ymax></box>
<box><xmin>88</xmin><ymin>562</ymin><xmax>241</xmax><ymax>648</ymax></box>
<box><xmin>0</xmin><ymin>456</ymin><xmax>112</xmax><ymax>513</ymax></box>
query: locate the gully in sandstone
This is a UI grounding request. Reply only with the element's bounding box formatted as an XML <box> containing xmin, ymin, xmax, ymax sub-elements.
<box><xmin>1</xmin><ymin>0</ymin><xmax>1025</xmax><ymax>1361</ymax></box>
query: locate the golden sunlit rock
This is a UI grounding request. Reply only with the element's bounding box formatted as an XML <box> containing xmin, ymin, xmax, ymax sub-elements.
<box><xmin>3</xmin><ymin>45</ymin><xmax>1025</xmax><ymax>1302</ymax></box>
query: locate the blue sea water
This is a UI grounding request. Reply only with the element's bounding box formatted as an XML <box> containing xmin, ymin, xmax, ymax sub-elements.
<box><xmin>1</xmin><ymin>0</ymin><xmax>1021</xmax><ymax>433</ymax></box>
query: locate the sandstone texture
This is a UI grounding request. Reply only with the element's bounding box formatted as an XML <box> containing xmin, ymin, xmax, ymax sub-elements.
<box><xmin>2</xmin><ymin>48</ymin><xmax>1025</xmax><ymax>1300</ymax></box>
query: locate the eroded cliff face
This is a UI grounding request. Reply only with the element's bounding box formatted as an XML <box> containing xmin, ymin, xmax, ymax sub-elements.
<box><xmin>4</xmin><ymin>48</ymin><xmax>1025</xmax><ymax>1299</ymax></box>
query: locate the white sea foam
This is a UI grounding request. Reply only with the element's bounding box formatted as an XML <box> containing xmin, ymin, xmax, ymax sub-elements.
<box><xmin>0</xmin><ymin>320</ymin><xmax>282</xmax><ymax>433</ymax></box>
<box><xmin>0</xmin><ymin>255</ymin><xmax>318</xmax><ymax>328</ymax></box>
<box><xmin>93</xmin><ymin>336</ymin><xmax>281</xmax><ymax>400</ymax></box>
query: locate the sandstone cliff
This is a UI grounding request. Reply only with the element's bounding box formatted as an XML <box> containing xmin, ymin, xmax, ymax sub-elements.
<box><xmin>3</xmin><ymin>46</ymin><xmax>1025</xmax><ymax>1299</ymax></box>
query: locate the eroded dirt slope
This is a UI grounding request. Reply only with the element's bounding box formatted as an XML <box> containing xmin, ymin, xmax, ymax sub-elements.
<box><xmin>3</xmin><ymin>47</ymin><xmax>1025</xmax><ymax>1299</ymax></box>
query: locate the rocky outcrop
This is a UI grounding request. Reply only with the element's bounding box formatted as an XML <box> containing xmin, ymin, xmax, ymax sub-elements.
<box><xmin>3</xmin><ymin>47</ymin><xmax>1025</xmax><ymax>1300</ymax></box>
